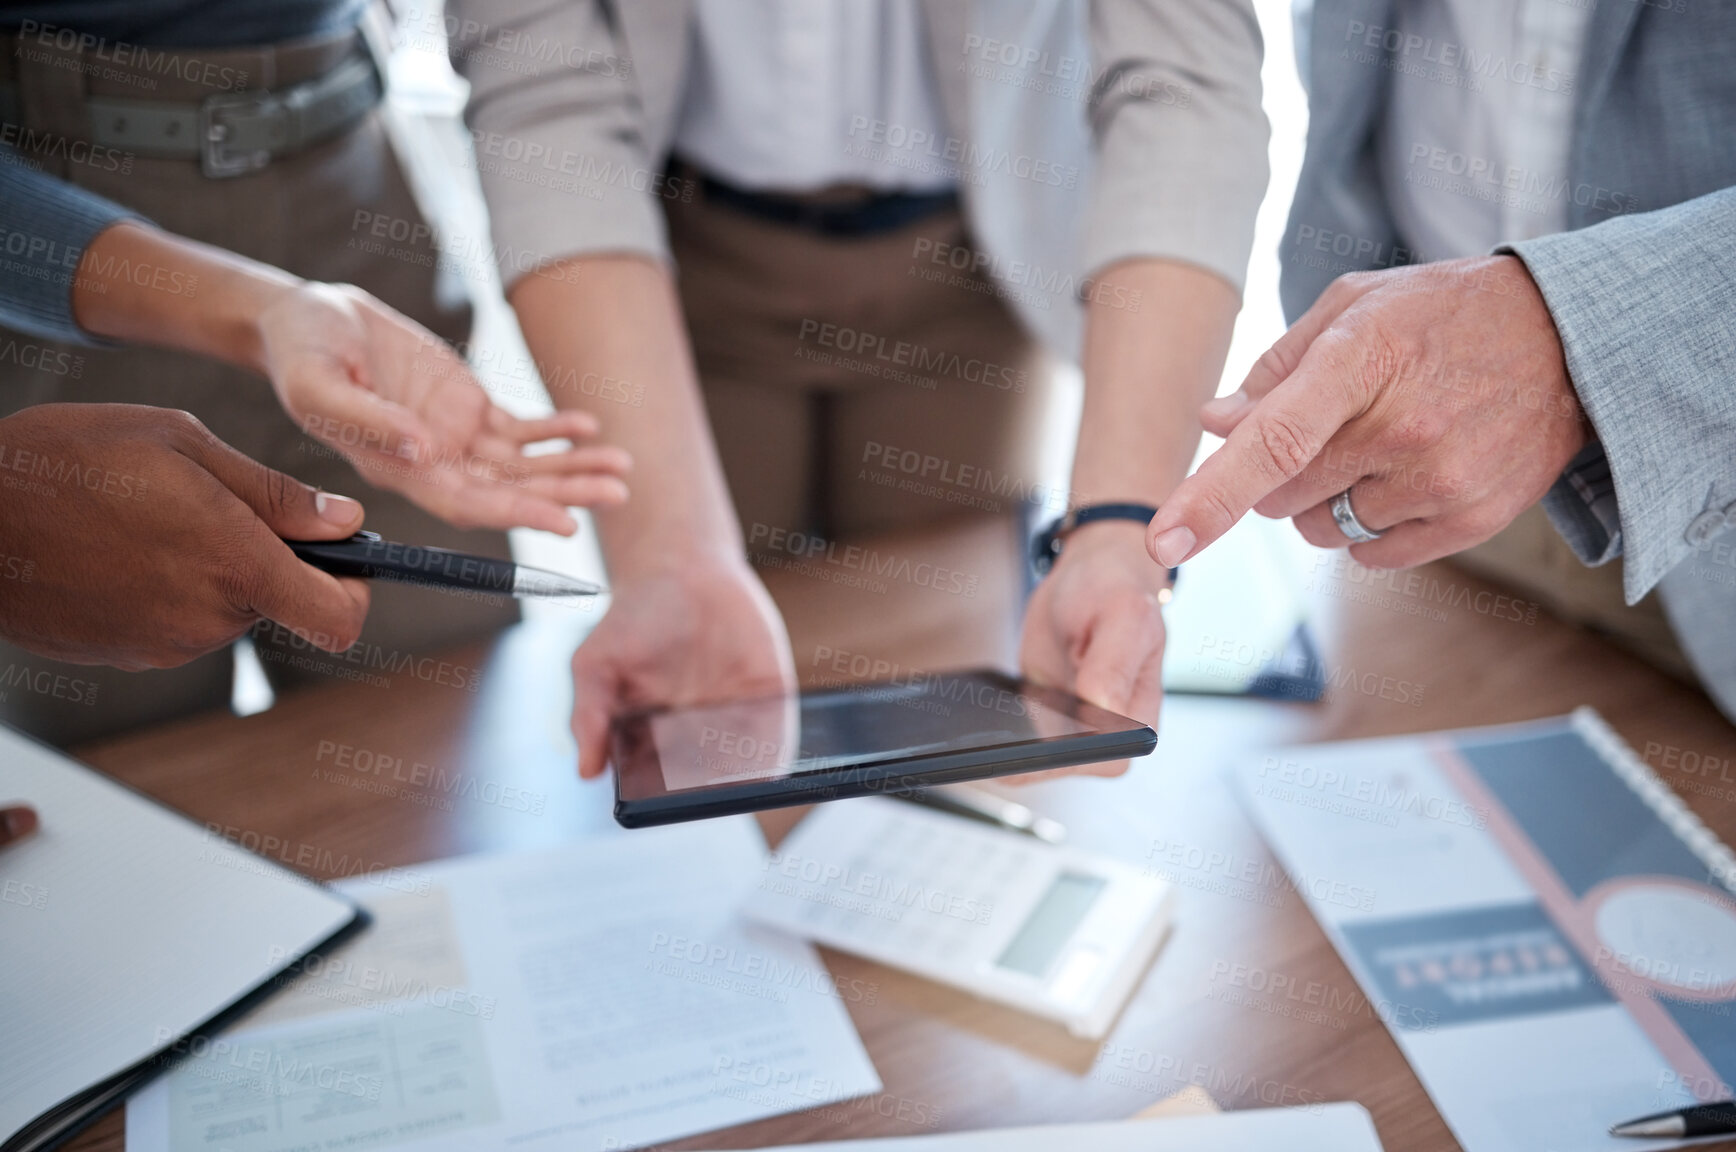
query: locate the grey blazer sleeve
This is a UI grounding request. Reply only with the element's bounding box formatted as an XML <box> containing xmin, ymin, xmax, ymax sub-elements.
<box><xmin>1505</xmin><ymin>185</ymin><xmax>1736</xmax><ymax>603</ymax></box>
<box><xmin>0</xmin><ymin>155</ymin><xmax>136</xmax><ymax>343</ymax></box>
<box><xmin>1082</xmin><ymin>0</ymin><xmax>1269</xmax><ymax>294</ymax></box>
<box><xmin>448</xmin><ymin>0</ymin><xmax>669</xmax><ymax>289</ymax></box>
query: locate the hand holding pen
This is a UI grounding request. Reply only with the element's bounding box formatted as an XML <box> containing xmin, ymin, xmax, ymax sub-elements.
<box><xmin>0</xmin><ymin>404</ymin><xmax>371</xmax><ymax>671</ymax></box>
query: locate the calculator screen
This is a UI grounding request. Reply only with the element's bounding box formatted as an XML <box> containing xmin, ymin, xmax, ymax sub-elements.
<box><xmin>996</xmin><ymin>872</ymin><xmax>1108</xmax><ymax>977</ymax></box>
<box><xmin>648</xmin><ymin>673</ymin><xmax>1099</xmax><ymax>792</ymax></box>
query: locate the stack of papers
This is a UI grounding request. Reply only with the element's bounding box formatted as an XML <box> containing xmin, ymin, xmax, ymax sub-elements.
<box><xmin>125</xmin><ymin>818</ymin><xmax>880</xmax><ymax>1152</ymax></box>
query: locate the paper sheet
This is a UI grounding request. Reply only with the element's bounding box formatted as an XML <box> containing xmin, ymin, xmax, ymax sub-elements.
<box><xmin>688</xmin><ymin>1101</ymin><xmax>1382</xmax><ymax>1151</ymax></box>
<box><xmin>1132</xmin><ymin>1085</ymin><xmax>1221</xmax><ymax>1119</ymax></box>
<box><xmin>125</xmin><ymin>818</ymin><xmax>880</xmax><ymax>1152</ymax></box>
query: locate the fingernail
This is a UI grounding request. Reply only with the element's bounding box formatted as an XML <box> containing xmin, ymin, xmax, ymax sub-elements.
<box><xmin>1201</xmin><ymin>392</ymin><xmax>1251</xmax><ymax>422</ymax></box>
<box><xmin>315</xmin><ymin>491</ymin><xmax>362</xmax><ymax>525</ymax></box>
<box><xmin>1152</xmin><ymin>525</ymin><xmax>1196</xmax><ymax>567</ymax></box>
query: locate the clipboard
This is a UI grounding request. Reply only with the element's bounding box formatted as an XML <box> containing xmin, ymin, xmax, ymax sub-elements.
<box><xmin>0</xmin><ymin>726</ymin><xmax>364</xmax><ymax>1152</ymax></box>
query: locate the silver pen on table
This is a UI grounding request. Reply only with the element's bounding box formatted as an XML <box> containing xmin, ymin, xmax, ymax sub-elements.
<box><xmin>890</xmin><ymin>784</ymin><xmax>1066</xmax><ymax>843</ymax></box>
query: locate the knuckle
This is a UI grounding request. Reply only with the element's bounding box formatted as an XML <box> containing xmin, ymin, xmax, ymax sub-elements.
<box><xmin>1107</xmin><ymin>584</ymin><xmax>1164</xmax><ymax>626</ymax></box>
<box><xmin>1254</xmin><ymin>342</ymin><xmax>1298</xmax><ymax>386</ymax></box>
<box><xmin>1195</xmin><ymin>487</ymin><xmax>1244</xmax><ymax>537</ymax></box>
<box><xmin>212</xmin><ymin>556</ymin><xmax>264</xmax><ymax>619</ymax></box>
<box><xmin>1338</xmin><ymin>269</ymin><xmax>1386</xmax><ymax>294</ymax></box>
<box><xmin>1456</xmin><ymin>505</ymin><xmax>1510</xmax><ymax>545</ymax></box>
<box><xmin>1382</xmin><ymin>410</ymin><xmax>1437</xmax><ymax>455</ymax></box>
<box><xmin>1365</xmin><ymin>324</ymin><xmax>1418</xmax><ymax>388</ymax></box>
<box><xmin>209</xmin><ymin>521</ymin><xmax>271</xmax><ymax>613</ymax></box>
<box><xmin>262</xmin><ymin>466</ymin><xmax>303</xmax><ymax>519</ymax></box>
<box><xmin>1255</xmin><ymin>411</ymin><xmax>1317</xmax><ymax>478</ymax></box>
<box><xmin>1320</xmin><ymin>276</ymin><xmax>1356</xmax><ymax>306</ymax></box>
<box><xmin>156</xmin><ymin>407</ymin><xmax>215</xmax><ymax>448</ymax></box>
<box><xmin>161</xmin><ymin>618</ymin><xmax>243</xmax><ymax>665</ymax></box>
<box><xmin>1429</xmin><ymin>466</ymin><xmax>1470</xmax><ymax>504</ymax></box>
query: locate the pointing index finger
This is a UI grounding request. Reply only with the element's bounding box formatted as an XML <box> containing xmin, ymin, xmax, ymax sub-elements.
<box><xmin>1150</xmin><ymin>337</ymin><xmax>1373</xmax><ymax>566</ymax></box>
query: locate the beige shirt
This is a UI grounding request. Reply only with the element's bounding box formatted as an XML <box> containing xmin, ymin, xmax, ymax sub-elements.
<box><xmin>672</xmin><ymin>0</ymin><xmax>954</xmax><ymax>193</ymax></box>
<box><xmin>1380</xmin><ymin>0</ymin><xmax>1592</xmax><ymax>260</ymax></box>
<box><xmin>449</xmin><ymin>0</ymin><xmax>1270</xmax><ymax>360</ymax></box>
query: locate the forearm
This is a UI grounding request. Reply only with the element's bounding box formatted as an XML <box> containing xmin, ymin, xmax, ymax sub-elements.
<box><xmin>1071</xmin><ymin>258</ymin><xmax>1239</xmax><ymax>507</ymax></box>
<box><xmin>509</xmin><ymin>255</ymin><xmax>743</xmax><ymax>579</ymax></box>
<box><xmin>70</xmin><ymin>220</ymin><xmax>301</xmax><ymax>373</ymax></box>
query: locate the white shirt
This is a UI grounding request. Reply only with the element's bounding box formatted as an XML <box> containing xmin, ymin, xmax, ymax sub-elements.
<box><xmin>1381</xmin><ymin>0</ymin><xmax>1592</xmax><ymax>260</ymax></box>
<box><xmin>671</xmin><ymin>0</ymin><xmax>955</xmax><ymax>193</ymax></box>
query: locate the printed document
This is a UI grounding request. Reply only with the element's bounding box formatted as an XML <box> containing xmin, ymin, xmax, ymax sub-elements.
<box><xmin>126</xmin><ymin>817</ymin><xmax>880</xmax><ymax>1152</ymax></box>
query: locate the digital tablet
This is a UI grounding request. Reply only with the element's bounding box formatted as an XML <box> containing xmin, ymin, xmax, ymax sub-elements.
<box><xmin>611</xmin><ymin>668</ymin><xmax>1156</xmax><ymax>828</ymax></box>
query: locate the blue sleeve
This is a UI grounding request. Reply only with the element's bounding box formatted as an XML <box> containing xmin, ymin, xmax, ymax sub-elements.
<box><xmin>0</xmin><ymin>150</ymin><xmax>141</xmax><ymax>343</ymax></box>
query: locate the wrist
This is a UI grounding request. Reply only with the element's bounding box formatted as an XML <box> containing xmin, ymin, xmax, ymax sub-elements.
<box><xmin>1036</xmin><ymin>503</ymin><xmax>1167</xmax><ymax>571</ymax></box>
<box><xmin>74</xmin><ymin>221</ymin><xmax>303</xmax><ymax>373</ymax></box>
<box><xmin>211</xmin><ymin>264</ymin><xmax>307</xmax><ymax>376</ymax></box>
<box><xmin>1037</xmin><ymin>510</ymin><xmax>1177</xmax><ymax>599</ymax></box>
<box><xmin>1071</xmin><ymin>519</ymin><xmax>1176</xmax><ymax>578</ymax></box>
<box><xmin>599</xmin><ymin>520</ymin><xmax>754</xmax><ymax>590</ymax></box>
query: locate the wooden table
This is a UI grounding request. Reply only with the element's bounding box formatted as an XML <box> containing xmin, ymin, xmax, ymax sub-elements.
<box><xmin>62</xmin><ymin>516</ymin><xmax>1736</xmax><ymax>1152</ymax></box>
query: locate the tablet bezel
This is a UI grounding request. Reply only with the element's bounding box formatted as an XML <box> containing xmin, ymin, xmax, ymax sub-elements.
<box><xmin>610</xmin><ymin>668</ymin><xmax>1156</xmax><ymax>828</ymax></box>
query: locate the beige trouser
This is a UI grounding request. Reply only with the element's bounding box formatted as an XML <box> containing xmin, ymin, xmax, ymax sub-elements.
<box><xmin>1452</xmin><ymin>504</ymin><xmax>1696</xmax><ymax>684</ymax></box>
<box><xmin>665</xmin><ymin>179</ymin><xmax>1058</xmax><ymax>544</ymax></box>
<box><xmin>0</xmin><ymin>28</ymin><xmax>515</xmax><ymax>744</ymax></box>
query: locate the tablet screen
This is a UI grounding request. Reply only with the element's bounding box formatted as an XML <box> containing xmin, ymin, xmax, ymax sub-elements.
<box><xmin>647</xmin><ymin>673</ymin><xmax>1097</xmax><ymax>793</ymax></box>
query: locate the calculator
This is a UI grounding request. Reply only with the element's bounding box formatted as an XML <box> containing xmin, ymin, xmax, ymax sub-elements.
<box><xmin>743</xmin><ymin>797</ymin><xmax>1176</xmax><ymax>1038</ymax></box>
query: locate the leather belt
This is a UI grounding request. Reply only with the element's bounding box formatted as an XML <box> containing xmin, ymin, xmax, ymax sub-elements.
<box><xmin>68</xmin><ymin>49</ymin><xmax>381</xmax><ymax>178</ymax></box>
<box><xmin>689</xmin><ymin>166</ymin><xmax>960</xmax><ymax>239</ymax></box>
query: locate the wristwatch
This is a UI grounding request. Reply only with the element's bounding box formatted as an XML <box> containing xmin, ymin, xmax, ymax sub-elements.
<box><xmin>1031</xmin><ymin>502</ymin><xmax>1179</xmax><ymax>594</ymax></box>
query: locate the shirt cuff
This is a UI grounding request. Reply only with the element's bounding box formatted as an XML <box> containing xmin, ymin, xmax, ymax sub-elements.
<box><xmin>1539</xmin><ymin>439</ymin><xmax>1623</xmax><ymax>566</ymax></box>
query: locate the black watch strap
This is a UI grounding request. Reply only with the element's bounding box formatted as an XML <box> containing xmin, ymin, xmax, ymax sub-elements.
<box><xmin>1031</xmin><ymin>502</ymin><xmax>1178</xmax><ymax>586</ymax></box>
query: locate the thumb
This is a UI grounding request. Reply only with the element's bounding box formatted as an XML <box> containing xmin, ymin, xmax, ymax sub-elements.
<box><xmin>182</xmin><ymin>422</ymin><xmax>368</xmax><ymax>541</ymax></box>
<box><xmin>165</xmin><ymin>402</ymin><xmax>368</xmax><ymax>540</ymax></box>
<box><xmin>570</xmin><ymin>645</ymin><xmax>619</xmax><ymax>780</ymax></box>
<box><xmin>1072</xmin><ymin>602</ymin><xmax>1165</xmax><ymax>726</ymax></box>
<box><xmin>174</xmin><ymin>431</ymin><xmax>372</xmax><ymax>652</ymax></box>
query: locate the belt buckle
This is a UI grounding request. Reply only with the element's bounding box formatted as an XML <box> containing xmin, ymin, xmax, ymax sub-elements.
<box><xmin>198</xmin><ymin>89</ymin><xmax>275</xmax><ymax>179</ymax></box>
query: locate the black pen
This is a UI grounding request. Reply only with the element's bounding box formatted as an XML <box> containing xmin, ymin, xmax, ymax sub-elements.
<box><xmin>285</xmin><ymin>530</ymin><xmax>603</xmax><ymax>599</ymax></box>
<box><xmin>1611</xmin><ymin>1102</ymin><xmax>1736</xmax><ymax>1138</ymax></box>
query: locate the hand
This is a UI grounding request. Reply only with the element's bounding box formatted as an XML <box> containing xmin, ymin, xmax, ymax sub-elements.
<box><xmin>0</xmin><ymin>404</ymin><xmax>371</xmax><ymax>669</ymax></box>
<box><xmin>258</xmin><ymin>283</ymin><xmax>631</xmax><ymax>534</ymax></box>
<box><xmin>1019</xmin><ymin>520</ymin><xmax>1169</xmax><ymax>779</ymax></box>
<box><xmin>570</xmin><ymin>560</ymin><xmax>797</xmax><ymax>779</ymax></box>
<box><xmin>0</xmin><ymin>804</ymin><xmax>37</xmax><ymax>849</ymax></box>
<box><xmin>1146</xmin><ymin>256</ymin><xmax>1587</xmax><ymax>569</ymax></box>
